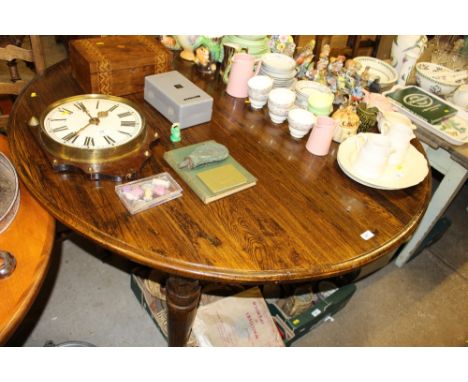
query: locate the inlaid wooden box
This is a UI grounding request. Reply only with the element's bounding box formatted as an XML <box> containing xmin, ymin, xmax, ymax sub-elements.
<box><xmin>69</xmin><ymin>36</ymin><xmax>172</xmax><ymax>96</ymax></box>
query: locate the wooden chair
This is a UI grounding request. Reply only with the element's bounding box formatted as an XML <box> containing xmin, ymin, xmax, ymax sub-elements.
<box><xmin>313</xmin><ymin>35</ymin><xmax>382</xmax><ymax>61</ymax></box>
<box><xmin>0</xmin><ymin>35</ymin><xmax>45</xmax><ymax>133</ymax></box>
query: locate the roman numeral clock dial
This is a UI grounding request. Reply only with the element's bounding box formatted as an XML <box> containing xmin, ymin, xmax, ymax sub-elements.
<box><xmin>38</xmin><ymin>94</ymin><xmax>159</xmax><ymax>181</ymax></box>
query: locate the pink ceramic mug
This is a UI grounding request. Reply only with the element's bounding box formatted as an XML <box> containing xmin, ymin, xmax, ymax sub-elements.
<box><xmin>306</xmin><ymin>116</ymin><xmax>336</xmax><ymax>156</ymax></box>
<box><xmin>226</xmin><ymin>53</ymin><xmax>262</xmax><ymax>98</ymax></box>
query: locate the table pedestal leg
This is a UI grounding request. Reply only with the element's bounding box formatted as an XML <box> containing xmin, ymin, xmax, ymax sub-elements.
<box><xmin>166</xmin><ymin>276</ymin><xmax>201</xmax><ymax>347</ymax></box>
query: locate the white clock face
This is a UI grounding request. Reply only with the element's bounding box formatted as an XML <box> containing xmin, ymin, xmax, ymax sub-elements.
<box><xmin>42</xmin><ymin>96</ymin><xmax>144</xmax><ymax>149</ymax></box>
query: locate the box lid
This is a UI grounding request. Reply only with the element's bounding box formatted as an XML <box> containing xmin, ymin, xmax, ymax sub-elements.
<box><xmin>70</xmin><ymin>36</ymin><xmax>171</xmax><ymax>73</ymax></box>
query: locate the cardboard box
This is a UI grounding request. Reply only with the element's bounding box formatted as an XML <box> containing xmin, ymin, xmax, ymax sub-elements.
<box><xmin>131</xmin><ymin>267</ymin><xmax>356</xmax><ymax>347</ymax></box>
<box><xmin>70</xmin><ymin>36</ymin><xmax>172</xmax><ymax>96</ymax></box>
<box><xmin>266</xmin><ymin>283</ymin><xmax>356</xmax><ymax>346</ymax></box>
<box><xmin>130</xmin><ymin>268</ymin><xmax>198</xmax><ymax>346</ymax></box>
<box><xmin>144</xmin><ymin>70</ymin><xmax>213</xmax><ymax>128</ymax></box>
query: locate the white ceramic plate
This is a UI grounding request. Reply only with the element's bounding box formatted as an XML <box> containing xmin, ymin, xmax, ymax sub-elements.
<box><xmin>262</xmin><ymin>53</ymin><xmax>296</xmax><ymax>72</ymax></box>
<box><xmin>337</xmin><ymin>134</ymin><xmax>429</xmax><ymax>190</ymax></box>
<box><xmin>260</xmin><ymin>69</ymin><xmax>297</xmax><ymax>79</ymax></box>
<box><xmin>354</xmin><ymin>56</ymin><xmax>398</xmax><ymax>88</ymax></box>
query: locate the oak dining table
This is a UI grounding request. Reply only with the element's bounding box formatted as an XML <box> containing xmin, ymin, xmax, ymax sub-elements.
<box><xmin>7</xmin><ymin>57</ymin><xmax>431</xmax><ymax>346</ymax></box>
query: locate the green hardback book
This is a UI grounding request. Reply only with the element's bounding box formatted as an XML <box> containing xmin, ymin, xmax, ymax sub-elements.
<box><xmin>163</xmin><ymin>141</ymin><xmax>257</xmax><ymax>204</ymax></box>
<box><xmin>386</xmin><ymin>86</ymin><xmax>458</xmax><ymax>125</ymax></box>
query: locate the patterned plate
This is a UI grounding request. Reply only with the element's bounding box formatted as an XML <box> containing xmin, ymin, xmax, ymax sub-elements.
<box><xmin>354</xmin><ymin>56</ymin><xmax>398</xmax><ymax>89</ymax></box>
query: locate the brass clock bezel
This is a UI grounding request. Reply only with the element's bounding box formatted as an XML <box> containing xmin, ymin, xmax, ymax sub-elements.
<box><xmin>39</xmin><ymin>94</ymin><xmax>147</xmax><ymax>164</ymax></box>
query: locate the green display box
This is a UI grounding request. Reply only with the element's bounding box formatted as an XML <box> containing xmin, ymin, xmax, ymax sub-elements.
<box><xmin>266</xmin><ymin>283</ymin><xmax>356</xmax><ymax>346</ymax></box>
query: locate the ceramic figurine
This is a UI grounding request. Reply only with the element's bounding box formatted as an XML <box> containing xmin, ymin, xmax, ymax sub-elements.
<box><xmin>314</xmin><ymin>44</ymin><xmax>331</xmax><ymax>84</ymax></box>
<box><xmin>193</xmin><ymin>35</ymin><xmax>224</xmax><ymax>75</ymax></box>
<box><xmin>160</xmin><ymin>35</ymin><xmax>180</xmax><ymax>50</ymax></box>
<box><xmin>351</xmin><ymin>85</ymin><xmax>365</xmax><ymax>103</ymax></box>
<box><xmin>294</xmin><ymin>39</ymin><xmax>315</xmax><ymax>79</ymax></box>
<box><xmin>368</xmin><ymin>77</ymin><xmax>382</xmax><ymax>93</ymax></box>
<box><xmin>170</xmin><ymin>123</ymin><xmax>181</xmax><ymax>143</ymax></box>
<box><xmin>269</xmin><ymin>35</ymin><xmax>296</xmax><ymax>57</ymax></box>
<box><xmin>360</xmin><ymin>65</ymin><xmax>371</xmax><ymax>87</ymax></box>
<box><xmin>335</xmin><ymin>73</ymin><xmax>348</xmax><ymax>106</ymax></box>
<box><xmin>343</xmin><ymin>59</ymin><xmax>357</xmax><ymax>90</ymax></box>
<box><xmin>175</xmin><ymin>35</ymin><xmax>199</xmax><ymax>62</ymax></box>
<box><xmin>195</xmin><ymin>46</ymin><xmax>211</xmax><ymax>66</ymax></box>
<box><xmin>326</xmin><ymin>56</ymin><xmax>345</xmax><ymax>95</ymax></box>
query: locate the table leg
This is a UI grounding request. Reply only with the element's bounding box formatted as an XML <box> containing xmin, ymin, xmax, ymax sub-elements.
<box><xmin>166</xmin><ymin>276</ymin><xmax>201</xmax><ymax>347</ymax></box>
<box><xmin>395</xmin><ymin>145</ymin><xmax>467</xmax><ymax>267</ymax></box>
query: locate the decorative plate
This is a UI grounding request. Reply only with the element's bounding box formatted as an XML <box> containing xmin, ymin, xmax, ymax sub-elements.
<box><xmin>337</xmin><ymin>134</ymin><xmax>429</xmax><ymax>190</ymax></box>
<box><xmin>354</xmin><ymin>56</ymin><xmax>398</xmax><ymax>89</ymax></box>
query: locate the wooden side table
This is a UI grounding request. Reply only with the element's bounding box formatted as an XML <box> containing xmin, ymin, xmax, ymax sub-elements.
<box><xmin>0</xmin><ymin>136</ymin><xmax>55</xmax><ymax>344</ymax></box>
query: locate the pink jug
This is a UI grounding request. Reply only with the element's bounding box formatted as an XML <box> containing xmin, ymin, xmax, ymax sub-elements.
<box><xmin>226</xmin><ymin>53</ymin><xmax>261</xmax><ymax>98</ymax></box>
<box><xmin>306</xmin><ymin>116</ymin><xmax>336</xmax><ymax>156</ymax></box>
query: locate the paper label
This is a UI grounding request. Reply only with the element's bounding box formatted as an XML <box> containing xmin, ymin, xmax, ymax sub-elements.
<box><xmin>360</xmin><ymin>230</ymin><xmax>375</xmax><ymax>240</ymax></box>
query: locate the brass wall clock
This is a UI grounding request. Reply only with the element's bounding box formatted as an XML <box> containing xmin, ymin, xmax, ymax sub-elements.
<box><xmin>37</xmin><ymin>94</ymin><xmax>159</xmax><ymax>181</ymax></box>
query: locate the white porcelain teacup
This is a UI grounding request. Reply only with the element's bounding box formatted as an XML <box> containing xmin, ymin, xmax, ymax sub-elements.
<box><xmin>353</xmin><ymin>133</ymin><xmax>394</xmax><ymax>179</ymax></box>
<box><xmin>287</xmin><ymin>108</ymin><xmax>316</xmax><ymax>139</ymax></box>
<box><xmin>248</xmin><ymin>75</ymin><xmax>274</xmax><ymax>109</ymax></box>
<box><xmin>268</xmin><ymin>88</ymin><xmax>296</xmax><ymax>123</ymax></box>
<box><xmin>380</xmin><ymin>122</ymin><xmax>415</xmax><ymax>166</ymax></box>
<box><xmin>268</xmin><ymin>88</ymin><xmax>296</xmax><ymax>108</ymax></box>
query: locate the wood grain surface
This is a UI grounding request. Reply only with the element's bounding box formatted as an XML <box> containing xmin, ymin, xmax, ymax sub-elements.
<box><xmin>7</xmin><ymin>59</ymin><xmax>431</xmax><ymax>284</ymax></box>
<box><xmin>0</xmin><ymin>136</ymin><xmax>55</xmax><ymax>344</ymax></box>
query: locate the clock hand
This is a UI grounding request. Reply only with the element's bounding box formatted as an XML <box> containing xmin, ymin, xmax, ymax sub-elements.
<box><xmin>75</xmin><ymin>102</ymin><xmax>95</xmax><ymax>120</ymax></box>
<box><xmin>97</xmin><ymin>104</ymin><xmax>119</xmax><ymax>119</ymax></box>
<box><xmin>73</xmin><ymin>121</ymin><xmax>93</xmax><ymax>135</ymax></box>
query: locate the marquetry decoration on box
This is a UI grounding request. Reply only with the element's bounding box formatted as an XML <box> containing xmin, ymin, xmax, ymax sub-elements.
<box><xmin>69</xmin><ymin>36</ymin><xmax>172</xmax><ymax>96</ymax></box>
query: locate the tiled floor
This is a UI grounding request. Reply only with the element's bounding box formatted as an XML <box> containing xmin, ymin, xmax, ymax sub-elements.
<box><xmin>3</xmin><ymin>36</ymin><xmax>468</xmax><ymax>346</ymax></box>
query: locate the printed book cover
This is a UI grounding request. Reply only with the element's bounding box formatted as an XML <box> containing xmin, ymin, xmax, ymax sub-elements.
<box><xmin>386</xmin><ymin>86</ymin><xmax>458</xmax><ymax>124</ymax></box>
<box><xmin>164</xmin><ymin>140</ymin><xmax>256</xmax><ymax>204</ymax></box>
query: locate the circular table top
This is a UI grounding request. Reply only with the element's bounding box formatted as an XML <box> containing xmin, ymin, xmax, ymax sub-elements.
<box><xmin>0</xmin><ymin>136</ymin><xmax>55</xmax><ymax>344</ymax></box>
<box><xmin>7</xmin><ymin>59</ymin><xmax>430</xmax><ymax>284</ymax></box>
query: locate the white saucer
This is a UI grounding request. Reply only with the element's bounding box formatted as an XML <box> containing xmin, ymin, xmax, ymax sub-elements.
<box><xmin>337</xmin><ymin>134</ymin><xmax>429</xmax><ymax>190</ymax></box>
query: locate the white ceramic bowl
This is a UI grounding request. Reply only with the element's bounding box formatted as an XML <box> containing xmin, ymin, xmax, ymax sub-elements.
<box><xmin>287</xmin><ymin>109</ymin><xmax>316</xmax><ymax>138</ymax></box>
<box><xmin>354</xmin><ymin>56</ymin><xmax>398</xmax><ymax>90</ymax></box>
<box><xmin>248</xmin><ymin>75</ymin><xmax>274</xmax><ymax>109</ymax></box>
<box><xmin>268</xmin><ymin>88</ymin><xmax>296</xmax><ymax>108</ymax></box>
<box><xmin>415</xmin><ymin>62</ymin><xmax>462</xmax><ymax>96</ymax></box>
<box><xmin>248</xmin><ymin>75</ymin><xmax>274</xmax><ymax>91</ymax></box>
